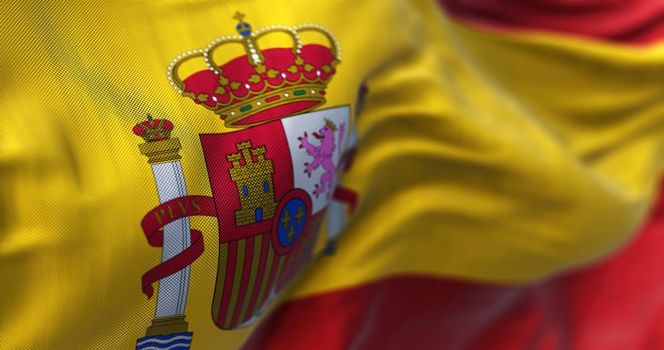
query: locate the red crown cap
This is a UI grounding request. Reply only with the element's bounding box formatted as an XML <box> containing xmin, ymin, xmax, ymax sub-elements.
<box><xmin>133</xmin><ymin>114</ymin><xmax>174</xmax><ymax>142</ymax></box>
<box><xmin>167</xmin><ymin>13</ymin><xmax>340</xmax><ymax>128</ymax></box>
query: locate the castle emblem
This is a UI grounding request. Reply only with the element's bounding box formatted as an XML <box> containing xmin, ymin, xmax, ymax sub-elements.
<box><xmin>131</xmin><ymin>12</ymin><xmax>356</xmax><ymax>350</ymax></box>
<box><xmin>227</xmin><ymin>141</ymin><xmax>278</xmax><ymax>226</ymax></box>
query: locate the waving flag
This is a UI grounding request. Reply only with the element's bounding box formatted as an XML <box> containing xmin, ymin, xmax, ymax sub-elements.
<box><xmin>2</xmin><ymin>0</ymin><xmax>664</xmax><ymax>349</ymax></box>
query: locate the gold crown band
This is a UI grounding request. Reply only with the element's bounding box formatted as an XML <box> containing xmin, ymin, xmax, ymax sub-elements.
<box><xmin>221</xmin><ymin>84</ymin><xmax>326</xmax><ymax>128</ymax></box>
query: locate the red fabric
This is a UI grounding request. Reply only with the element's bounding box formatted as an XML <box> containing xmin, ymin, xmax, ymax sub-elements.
<box><xmin>438</xmin><ymin>0</ymin><xmax>664</xmax><ymax>45</ymax></box>
<box><xmin>244</xmin><ymin>183</ymin><xmax>664</xmax><ymax>349</ymax></box>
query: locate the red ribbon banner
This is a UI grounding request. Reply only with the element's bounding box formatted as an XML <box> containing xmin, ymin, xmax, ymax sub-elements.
<box><xmin>139</xmin><ymin>195</ymin><xmax>217</xmax><ymax>298</ymax></box>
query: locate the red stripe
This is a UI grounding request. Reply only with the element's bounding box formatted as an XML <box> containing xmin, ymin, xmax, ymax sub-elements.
<box><xmin>244</xmin><ymin>182</ymin><xmax>664</xmax><ymax>349</ymax></box>
<box><xmin>245</xmin><ymin>232</ymin><xmax>270</xmax><ymax>323</ymax></box>
<box><xmin>438</xmin><ymin>0</ymin><xmax>664</xmax><ymax>45</ymax></box>
<box><xmin>258</xmin><ymin>250</ymin><xmax>281</xmax><ymax>308</ymax></box>
<box><xmin>216</xmin><ymin>240</ymin><xmax>237</xmax><ymax>327</ymax></box>
<box><xmin>245</xmin><ymin>275</ymin><xmax>529</xmax><ymax>350</ymax></box>
<box><xmin>231</xmin><ymin>236</ymin><xmax>255</xmax><ymax>328</ymax></box>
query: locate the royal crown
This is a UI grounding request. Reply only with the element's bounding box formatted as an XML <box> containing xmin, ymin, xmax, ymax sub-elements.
<box><xmin>167</xmin><ymin>12</ymin><xmax>341</xmax><ymax>128</ymax></box>
<box><xmin>133</xmin><ymin>114</ymin><xmax>182</xmax><ymax>164</ymax></box>
<box><xmin>133</xmin><ymin>114</ymin><xmax>174</xmax><ymax>142</ymax></box>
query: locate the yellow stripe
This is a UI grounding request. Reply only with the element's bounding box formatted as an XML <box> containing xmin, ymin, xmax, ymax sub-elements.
<box><xmin>292</xmin><ymin>3</ymin><xmax>664</xmax><ymax>298</ymax></box>
<box><xmin>211</xmin><ymin>242</ymin><xmax>229</xmax><ymax>321</ymax></box>
<box><xmin>224</xmin><ymin>239</ymin><xmax>245</xmax><ymax>329</ymax></box>
<box><xmin>237</xmin><ymin>235</ymin><xmax>262</xmax><ymax>323</ymax></box>
<box><xmin>254</xmin><ymin>246</ymin><xmax>275</xmax><ymax>309</ymax></box>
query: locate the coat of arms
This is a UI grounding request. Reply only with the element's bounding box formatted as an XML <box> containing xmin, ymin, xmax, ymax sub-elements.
<box><xmin>131</xmin><ymin>12</ymin><xmax>355</xmax><ymax>350</ymax></box>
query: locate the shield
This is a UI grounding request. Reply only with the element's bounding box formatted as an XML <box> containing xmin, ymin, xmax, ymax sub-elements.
<box><xmin>199</xmin><ymin>105</ymin><xmax>349</xmax><ymax>329</ymax></box>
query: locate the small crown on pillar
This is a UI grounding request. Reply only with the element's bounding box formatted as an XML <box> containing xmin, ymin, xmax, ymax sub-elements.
<box><xmin>133</xmin><ymin>114</ymin><xmax>175</xmax><ymax>142</ymax></box>
<box><xmin>167</xmin><ymin>12</ymin><xmax>341</xmax><ymax>128</ymax></box>
<box><xmin>133</xmin><ymin>114</ymin><xmax>182</xmax><ymax>164</ymax></box>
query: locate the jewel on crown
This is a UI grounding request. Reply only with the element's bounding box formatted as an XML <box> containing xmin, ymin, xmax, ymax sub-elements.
<box><xmin>167</xmin><ymin>12</ymin><xmax>341</xmax><ymax>128</ymax></box>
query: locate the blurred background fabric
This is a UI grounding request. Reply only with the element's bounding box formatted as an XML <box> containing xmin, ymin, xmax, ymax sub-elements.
<box><xmin>2</xmin><ymin>0</ymin><xmax>664</xmax><ymax>349</ymax></box>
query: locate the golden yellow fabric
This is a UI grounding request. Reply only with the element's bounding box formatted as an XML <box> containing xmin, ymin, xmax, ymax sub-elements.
<box><xmin>2</xmin><ymin>0</ymin><xmax>664</xmax><ymax>348</ymax></box>
<box><xmin>294</xmin><ymin>4</ymin><xmax>664</xmax><ymax>297</ymax></box>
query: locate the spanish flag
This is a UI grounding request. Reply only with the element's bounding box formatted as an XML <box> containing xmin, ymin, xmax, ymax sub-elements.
<box><xmin>2</xmin><ymin>0</ymin><xmax>664</xmax><ymax>349</ymax></box>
